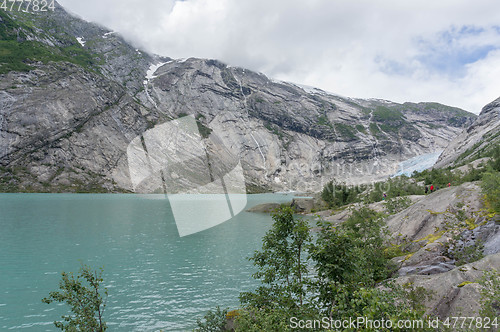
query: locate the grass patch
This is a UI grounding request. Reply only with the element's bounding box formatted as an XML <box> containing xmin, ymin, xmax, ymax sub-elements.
<box><xmin>355</xmin><ymin>124</ymin><xmax>367</xmax><ymax>134</ymax></box>
<box><xmin>0</xmin><ymin>40</ymin><xmax>98</xmax><ymax>74</ymax></box>
<box><xmin>369</xmin><ymin>122</ymin><xmax>381</xmax><ymax>134</ymax></box>
<box><xmin>334</xmin><ymin>123</ymin><xmax>358</xmax><ymax>140</ymax></box>
<box><xmin>195</xmin><ymin>114</ymin><xmax>212</xmax><ymax>139</ymax></box>
<box><xmin>317</xmin><ymin>114</ymin><xmax>332</xmax><ymax>127</ymax></box>
<box><xmin>373</xmin><ymin>106</ymin><xmax>404</xmax><ymax>122</ymax></box>
<box><xmin>415</xmin><ymin>231</ymin><xmax>446</xmax><ymax>244</ymax></box>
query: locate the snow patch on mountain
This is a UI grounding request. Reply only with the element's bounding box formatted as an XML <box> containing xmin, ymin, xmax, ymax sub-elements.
<box><xmin>143</xmin><ymin>61</ymin><xmax>171</xmax><ymax>108</ymax></box>
<box><xmin>76</xmin><ymin>37</ymin><xmax>85</xmax><ymax>47</ymax></box>
<box><xmin>145</xmin><ymin>62</ymin><xmax>170</xmax><ymax>81</ymax></box>
<box><xmin>102</xmin><ymin>31</ymin><xmax>116</xmax><ymax>38</ymax></box>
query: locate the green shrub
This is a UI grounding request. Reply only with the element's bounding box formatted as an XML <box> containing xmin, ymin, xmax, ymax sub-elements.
<box><xmin>481</xmin><ymin>171</ymin><xmax>500</xmax><ymax>214</ymax></box>
<box><xmin>479</xmin><ymin>269</ymin><xmax>500</xmax><ymax>320</ymax></box>
<box><xmin>321</xmin><ymin>180</ymin><xmax>364</xmax><ymax>208</ymax></box>
<box><xmin>228</xmin><ymin>206</ymin><xmax>435</xmax><ymax>330</ymax></box>
<box><xmin>195</xmin><ymin>306</ymin><xmax>228</xmax><ymax>332</ymax></box>
<box><xmin>317</xmin><ymin>115</ymin><xmax>331</xmax><ymax>127</ymax></box>
<box><xmin>325</xmin><ymin>283</ymin><xmax>433</xmax><ymax>331</ymax></box>
<box><xmin>312</xmin><ymin>208</ymin><xmax>393</xmax><ymax>295</ymax></box>
<box><xmin>356</xmin><ymin>124</ymin><xmax>367</xmax><ymax>133</ymax></box>
<box><xmin>385</xmin><ymin>196</ymin><xmax>412</xmax><ymax>214</ymax></box>
<box><xmin>365</xmin><ymin>176</ymin><xmax>423</xmax><ymax>203</ymax></box>
<box><xmin>488</xmin><ymin>144</ymin><xmax>500</xmax><ymax>172</ymax></box>
<box><xmin>369</xmin><ymin>122</ymin><xmax>381</xmax><ymax>135</ymax></box>
<box><xmin>196</xmin><ymin>119</ymin><xmax>212</xmax><ymax>139</ymax></box>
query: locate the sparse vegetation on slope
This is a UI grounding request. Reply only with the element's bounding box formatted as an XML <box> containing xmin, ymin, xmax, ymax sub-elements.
<box><xmin>0</xmin><ymin>11</ymin><xmax>99</xmax><ymax>74</ymax></box>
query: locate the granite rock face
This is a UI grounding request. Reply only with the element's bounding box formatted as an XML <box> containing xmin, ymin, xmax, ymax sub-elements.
<box><xmin>395</xmin><ymin>253</ymin><xmax>500</xmax><ymax>319</ymax></box>
<box><xmin>435</xmin><ymin>96</ymin><xmax>500</xmax><ymax>168</ymax></box>
<box><xmin>140</xmin><ymin>59</ymin><xmax>475</xmax><ymax>193</ymax></box>
<box><xmin>0</xmin><ymin>5</ymin><xmax>476</xmax><ymax>193</ymax></box>
<box><xmin>384</xmin><ymin>182</ymin><xmax>499</xmax><ymax>279</ymax></box>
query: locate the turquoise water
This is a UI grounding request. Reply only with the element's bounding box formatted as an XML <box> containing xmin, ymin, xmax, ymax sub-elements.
<box><xmin>0</xmin><ymin>193</ymin><xmax>296</xmax><ymax>331</ymax></box>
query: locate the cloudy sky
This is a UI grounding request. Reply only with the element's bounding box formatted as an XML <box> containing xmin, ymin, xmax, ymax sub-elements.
<box><xmin>59</xmin><ymin>0</ymin><xmax>500</xmax><ymax>113</ymax></box>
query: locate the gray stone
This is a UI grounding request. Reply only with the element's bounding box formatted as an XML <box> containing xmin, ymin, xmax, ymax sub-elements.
<box><xmin>291</xmin><ymin>198</ymin><xmax>315</xmax><ymax>213</ymax></box>
<box><xmin>435</xmin><ymin>96</ymin><xmax>500</xmax><ymax>168</ymax></box>
<box><xmin>396</xmin><ymin>253</ymin><xmax>500</xmax><ymax>318</ymax></box>
<box><xmin>246</xmin><ymin>203</ymin><xmax>282</xmax><ymax>213</ymax></box>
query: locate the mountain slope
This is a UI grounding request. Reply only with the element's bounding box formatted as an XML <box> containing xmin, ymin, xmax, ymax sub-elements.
<box><xmin>0</xmin><ymin>5</ymin><xmax>476</xmax><ymax>193</ymax></box>
<box><xmin>435</xmin><ymin>96</ymin><xmax>500</xmax><ymax>168</ymax></box>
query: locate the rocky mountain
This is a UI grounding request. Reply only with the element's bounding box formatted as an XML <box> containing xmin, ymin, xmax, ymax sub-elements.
<box><xmin>0</xmin><ymin>4</ymin><xmax>476</xmax><ymax>193</ymax></box>
<box><xmin>435</xmin><ymin>96</ymin><xmax>500</xmax><ymax>168</ymax></box>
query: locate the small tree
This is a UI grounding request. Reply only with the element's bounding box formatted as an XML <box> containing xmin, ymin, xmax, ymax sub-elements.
<box><xmin>42</xmin><ymin>265</ymin><xmax>107</xmax><ymax>332</ymax></box>
<box><xmin>481</xmin><ymin>171</ymin><xmax>500</xmax><ymax>214</ymax></box>
<box><xmin>239</xmin><ymin>207</ymin><xmax>312</xmax><ymax>310</ymax></box>
<box><xmin>311</xmin><ymin>208</ymin><xmax>393</xmax><ymax>314</ymax></box>
<box><xmin>321</xmin><ymin>180</ymin><xmax>363</xmax><ymax>208</ymax></box>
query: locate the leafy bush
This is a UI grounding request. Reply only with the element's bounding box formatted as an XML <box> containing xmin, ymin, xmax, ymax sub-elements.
<box><xmin>321</xmin><ymin>180</ymin><xmax>364</xmax><ymax>208</ymax></box>
<box><xmin>384</xmin><ymin>196</ymin><xmax>412</xmax><ymax>214</ymax></box>
<box><xmin>479</xmin><ymin>269</ymin><xmax>500</xmax><ymax>320</ymax></box>
<box><xmin>365</xmin><ymin>176</ymin><xmax>423</xmax><ymax>203</ymax></box>
<box><xmin>356</xmin><ymin>124</ymin><xmax>367</xmax><ymax>134</ymax></box>
<box><xmin>324</xmin><ymin>282</ymin><xmax>433</xmax><ymax>331</ymax></box>
<box><xmin>369</xmin><ymin>123</ymin><xmax>381</xmax><ymax>136</ymax></box>
<box><xmin>312</xmin><ymin>208</ymin><xmax>393</xmax><ymax>295</ymax></box>
<box><xmin>317</xmin><ymin>114</ymin><xmax>331</xmax><ymax>127</ymax></box>
<box><xmin>481</xmin><ymin>171</ymin><xmax>500</xmax><ymax>214</ymax></box>
<box><xmin>488</xmin><ymin>144</ymin><xmax>500</xmax><ymax>172</ymax></box>
<box><xmin>235</xmin><ymin>306</ymin><xmax>321</xmax><ymax>332</ymax></box>
<box><xmin>195</xmin><ymin>306</ymin><xmax>228</xmax><ymax>332</ymax></box>
<box><xmin>334</xmin><ymin>122</ymin><xmax>358</xmax><ymax>140</ymax></box>
<box><xmin>195</xmin><ymin>114</ymin><xmax>213</xmax><ymax>139</ymax></box>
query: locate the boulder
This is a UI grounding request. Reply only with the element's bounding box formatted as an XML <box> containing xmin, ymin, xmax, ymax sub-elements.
<box><xmin>396</xmin><ymin>253</ymin><xmax>500</xmax><ymax>318</ymax></box>
<box><xmin>246</xmin><ymin>203</ymin><xmax>282</xmax><ymax>213</ymax></box>
<box><xmin>291</xmin><ymin>198</ymin><xmax>315</xmax><ymax>213</ymax></box>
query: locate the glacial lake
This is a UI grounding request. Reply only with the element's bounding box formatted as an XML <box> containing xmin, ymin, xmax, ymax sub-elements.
<box><xmin>0</xmin><ymin>193</ymin><xmax>298</xmax><ymax>331</ymax></box>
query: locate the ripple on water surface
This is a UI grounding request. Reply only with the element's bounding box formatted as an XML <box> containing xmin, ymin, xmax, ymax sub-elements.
<box><xmin>0</xmin><ymin>193</ymin><xmax>296</xmax><ymax>331</ymax></box>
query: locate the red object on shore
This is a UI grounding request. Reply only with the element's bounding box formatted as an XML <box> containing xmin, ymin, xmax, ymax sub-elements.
<box><xmin>430</xmin><ymin>185</ymin><xmax>434</xmax><ymax>192</ymax></box>
<box><xmin>448</xmin><ymin>183</ymin><xmax>451</xmax><ymax>187</ymax></box>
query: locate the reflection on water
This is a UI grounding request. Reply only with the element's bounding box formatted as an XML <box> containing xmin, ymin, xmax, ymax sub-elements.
<box><xmin>0</xmin><ymin>193</ymin><xmax>295</xmax><ymax>331</ymax></box>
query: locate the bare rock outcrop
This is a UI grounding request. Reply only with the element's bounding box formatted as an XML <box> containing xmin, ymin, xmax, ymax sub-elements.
<box><xmin>386</xmin><ymin>182</ymin><xmax>499</xmax><ymax>277</ymax></box>
<box><xmin>395</xmin><ymin>253</ymin><xmax>500</xmax><ymax>318</ymax></box>
<box><xmin>435</xmin><ymin>96</ymin><xmax>500</xmax><ymax>168</ymax></box>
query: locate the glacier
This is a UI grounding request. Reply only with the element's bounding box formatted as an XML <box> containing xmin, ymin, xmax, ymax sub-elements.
<box><xmin>392</xmin><ymin>150</ymin><xmax>443</xmax><ymax>177</ymax></box>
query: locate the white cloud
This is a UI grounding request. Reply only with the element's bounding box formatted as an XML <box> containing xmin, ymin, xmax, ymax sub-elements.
<box><xmin>58</xmin><ymin>0</ymin><xmax>500</xmax><ymax>113</ymax></box>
